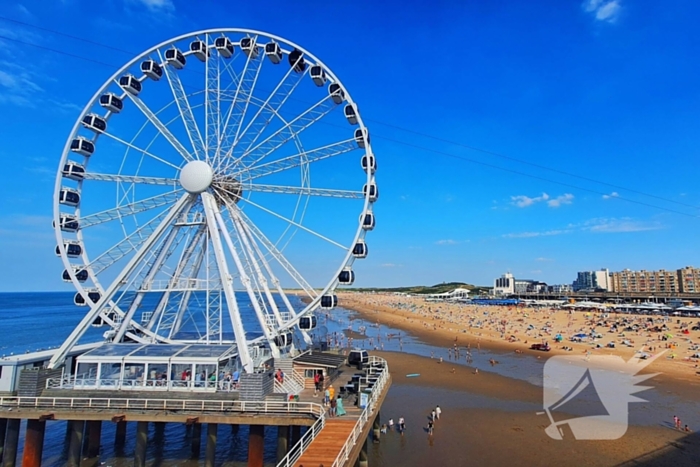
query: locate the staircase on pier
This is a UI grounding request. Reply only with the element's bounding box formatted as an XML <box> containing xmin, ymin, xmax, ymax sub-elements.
<box><xmin>273</xmin><ymin>357</ymin><xmax>305</xmax><ymax>397</ymax></box>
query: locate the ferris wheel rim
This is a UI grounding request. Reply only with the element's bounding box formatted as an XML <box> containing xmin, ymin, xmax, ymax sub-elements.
<box><xmin>51</xmin><ymin>28</ymin><xmax>376</xmax><ymax>367</ymax></box>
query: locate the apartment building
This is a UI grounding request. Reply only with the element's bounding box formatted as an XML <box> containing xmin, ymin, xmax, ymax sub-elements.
<box><xmin>609</xmin><ymin>269</ymin><xmax>679</xmax><ymax>293</ymax></box>
<box><xmin>678</xmin><ymin>266</ymin><xmax>700</xmax><ymax>293</ymax></box>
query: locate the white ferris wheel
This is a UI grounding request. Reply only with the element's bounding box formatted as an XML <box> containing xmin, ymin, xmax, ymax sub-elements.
<box><xmin>49</xmin><ymin>29</ymin><xmax>377</xmax><ymax>372</ymax></box>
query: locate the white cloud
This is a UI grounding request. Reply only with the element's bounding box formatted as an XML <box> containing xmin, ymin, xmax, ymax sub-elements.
<box><xmin>582</xmin><ymin>217</ymin><xmax>662</xmax><ymax>233</ymax></box>
<box><xmin>16</xmin><ymin>4</ymin><xmax>33</xmax><ymax>17</ymax></box>
<box><xmin>511</xmin><ymin>193</ymin><xmax>549</xmax><ymax>208</ymax></box>
<box><xmin>602</xmin><ymin>191</ymin><xmax>619</xmax><ymax>200</ymax></box>
<box><xmin>0</xmin><ymin>66</ymin><xmax>43</xmax><ymax>107</ymax></box>
<box><xmin>132</xmin><ymin>0</ymin><xmax>175</xmax><ymax>11</ymax></box>
<box><xmin>511</xmin><ymin>192</ymin><xmax>573</xmax><ymax>208</ymax></box>
<box><xmin>582</xmin><ymin>0</ymin><xmax>622</xmax><ymax>23</ymax></box>
<box><xmin>502</xmin><ymin>229</ymin><xmax>570</xmax><ymax>239</ymax></box>
<box><xmin>435</xmin><ymin>239</ymin><xmax>460</xmax><ymax>245</ymax></box>
<box><xmin>380</xmin><ymin>263</ymin><xmax>402</xmax><ymax>268</ymax></box>
<box><xmin>535</xmin><ymin>257</ymin><xmax>554</xmax><ymax>262</ymax></box>
<box><xmin>547</xmin><ymin>193</ymin><xmax>574</xmax><ymax>208</ymax></box>
<box><xmin>504</xmin><ymin>217</ymin><xmax>662</xmax><ymax>238</ymax></box>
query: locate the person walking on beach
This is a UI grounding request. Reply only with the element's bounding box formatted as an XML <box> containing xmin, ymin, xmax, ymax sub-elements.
<box><xmin>427</xmin><ymin>419</ymin><xmax>434</xmax><ymax>435</ymax></box>
<box><xmin>431</xmin><ymin>409</ymin><xmax>436</xmax><ymax>422</ymax></box>
<box><xmin>435</xmin><ymin>405</ymin><xmax>441</xmax><ymax>420</ymax></box>
<box><xmin>398</xmin><ymin>416</ymin><xmax>406</xmax><ymax>435</ymax></box>
<box><xmin>388</xmin><ymin>418</ymin><xmax>394</xmax><ymax>431</ymax></box>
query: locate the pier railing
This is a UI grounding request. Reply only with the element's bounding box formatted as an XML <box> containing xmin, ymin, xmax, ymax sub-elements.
<box><xmin>276</xmin><ymin>411</ymin><xmax>326</xmax><ymax>467</ymax></box>
<box><xmin>0</xmin><ymin>396</ymin><xmax>324</xmax><ymax>417</ymax></box>
<box><xmin>331</xmin><ymin>356</ymin><xmax>389</xmax><ymax>467</ymax></box>
<box><xmin>46</xmin><ymin>377</ymin><xmax>241</xmax><ymax>392</ymax></box>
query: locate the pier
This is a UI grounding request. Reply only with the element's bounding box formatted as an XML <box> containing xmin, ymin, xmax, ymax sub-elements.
<box><xmin>0</xmin><ymin>353</ymin><xmax>390</xmax><ymax>467</ymax></box>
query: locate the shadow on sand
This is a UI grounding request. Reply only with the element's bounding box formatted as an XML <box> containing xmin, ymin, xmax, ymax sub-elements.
<box><xmin>616</xmin><ymin>429</ymin><xmax>700</xmax><ymax>466</ymax></box>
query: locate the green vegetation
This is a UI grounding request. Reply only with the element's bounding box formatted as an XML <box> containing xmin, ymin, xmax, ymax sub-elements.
<box><xmin>345</xmin><ymin>281</ymin><xmax>492</xmax><ymax>296</ymax></box>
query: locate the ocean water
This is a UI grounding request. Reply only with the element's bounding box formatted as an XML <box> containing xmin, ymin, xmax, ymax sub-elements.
<box><xmin>0</xmin><ymin>291</ymin><xmax>321</xmax><ymax>466</ymax></box>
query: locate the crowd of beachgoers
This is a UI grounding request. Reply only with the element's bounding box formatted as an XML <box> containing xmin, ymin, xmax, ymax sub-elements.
<box><xmin>336</xmin><ymin>292</ymin><xmax>700</xmax><ymax>381</ymax></box>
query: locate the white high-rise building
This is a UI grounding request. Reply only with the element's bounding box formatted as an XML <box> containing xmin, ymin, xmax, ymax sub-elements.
<box><xmin>493</xmin><ymin>272</ymin><xmax>515</xmax><ymax>296</ymax></box>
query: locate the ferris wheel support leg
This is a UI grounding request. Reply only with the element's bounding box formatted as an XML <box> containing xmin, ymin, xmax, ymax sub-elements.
<box><xmin>201</xmin><ymin>192</ymin><xmax>254</xmax><ymax>373</ymax></box>
<box><xmin>212</xmin><ymin>204</ymin><xmax>281</xmax><ymax>359</ymax></box>
<box><xmin>48</xmin><ymin>194</ymin><xmax>193</xmax><ymax>370</ymax></box>
<box><xmin>230</xmin><ymin>209</ymin><xmax>284</xmax><ymax>326</ymax></box>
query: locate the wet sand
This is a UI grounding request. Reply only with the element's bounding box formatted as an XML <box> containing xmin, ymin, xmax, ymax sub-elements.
<box><xmin>371</xmin><ymin>351</ymin><xmax>700</xmax><ymax>467</ymax></box>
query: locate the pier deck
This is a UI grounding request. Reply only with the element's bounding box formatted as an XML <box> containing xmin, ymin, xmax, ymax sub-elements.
<box><xmin>0</xmin><ymin>356</ymin><xmax>390</xmax><ymax>467</ymax></box>
<box><xmin>279</xmin><ymin>355</ymin><xmax>391</xmax><ymax>467</ymax></box>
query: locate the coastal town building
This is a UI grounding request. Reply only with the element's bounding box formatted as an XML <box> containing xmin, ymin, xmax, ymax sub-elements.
<box><xmin>548</xmin><ymin>284</ymin><xmax>573</xmax><ymax>294</ymax></box>
<box><xmin>678</xmin><ymin>266</ymin><xmax>700</xmax><ymax>293</ymax></box>
<box><xmin>493</xmin><ymin>273</ymin><xmax>547</xmax><ymax>295</ymax></box>
<box><xmin>493</xmin><ymin>272</ymin><xmax>514</xmax><ymax>295</ymax></box>
<box><xmin>609</xmin><ymin>269</ymin><xmax>679</xmax><ymax>293</ymax></box>
<box><xmin>572</xmin><ymin>269</ymin><xmax>611</xmax><ymax>292</ymax></box>
<box><xmin>493</xmin><ymin>266</ymin><xmax>700</xmax><ymax>296</ymax></box>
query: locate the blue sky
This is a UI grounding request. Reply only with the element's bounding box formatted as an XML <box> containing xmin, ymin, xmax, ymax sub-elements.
<box><xmin>1</xmin><ymin>0</ymin><xmax>699</xmax><ymax>292</ymax></box>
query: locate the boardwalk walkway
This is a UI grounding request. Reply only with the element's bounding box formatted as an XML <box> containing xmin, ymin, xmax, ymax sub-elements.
<box><xmin>294</xmin><ymin>418</ymin><xmax>356</xmax><ymax>467</ymax></box>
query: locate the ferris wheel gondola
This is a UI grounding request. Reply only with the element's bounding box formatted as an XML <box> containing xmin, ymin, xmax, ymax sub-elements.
<box><xmin>49</xmin><ymin>28</ymin><xmax>378</xmax><ymax>373</ymax></box>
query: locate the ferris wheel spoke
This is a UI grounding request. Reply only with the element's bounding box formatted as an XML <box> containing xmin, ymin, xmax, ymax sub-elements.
<box><xmin>80</xmin><ymin>189</ymin><xmax>183</xmax><ymax>229</ymax></box>
<box><xmin>120</xmin><ymin>92</ymin><xmax>194</xmax><ymax>164</ymax></box>
<box><xmin>231</xmin><ymin>49</ymin><xmax>266</xmax><ymax>152</ymax></box>
<box><xmin>100</xmin><ymin>130</ymin><xmax>183</xmax><ymax>171</ymax></box>
<box><xmin>205</xmin><ymin>35</ymin><xmax>221</xmax><ymax>162</ymax></box>
<box><xmin>213</xmin><ymin>56</ymin><xmax>243</xmax><ymax>156</ymax></box>
<box><xmin>48</xmin><ymin>194</ymin><xmax>192</xmax><ymax>369</ymax></box>
<box><xmin>83</xmin><ymin>173</ymin><xmax>179</xmax><ymax>186</ymax></box>
<box><xmin>243</xmin><ymin>183</ymin><xmax>363</xmax><ymax>199</ymax></box>
<box><xmin>237</xmin><ymin>195</ymin><xmax>347</xmax><ymax>250</ymax></box>
<box><xmin>238</xmin><ymin>138</ymin><xmax>357</xmax><ymax>182</ymax></box>
<box><xmin>209</xmin><ymin>197</ymin><xmax>280</xmax><ymax>356</ymax></box>
<box><xmin>212</xmin><ymin>39</ymin><xmax>256</xmax><ymax>170</ymax></box>
<box><xmin>237</xmin><ymin>210</ymin><xmax>316</xmax><ymax>298</ymax></box>
<box><xmin>87</xmin><ymin>208</ymin><xmax>171</xmax><ymax>276</ymax></box>
<box><xmin>159</xmin><ymin>50</ymin><xmax>206</xmax><ymax>160</ymax></box>
<box><xmin>235</xmin><ymin>94</ymin><xmax>337</xmax><ymax>170</ymax></box>
<box><xmin>231</xmin><ymin>55</ymin><xmax>309</xmax><ymax>157</ymax></box>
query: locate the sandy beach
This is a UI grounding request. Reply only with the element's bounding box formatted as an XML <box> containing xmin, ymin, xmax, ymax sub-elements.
<box><xmin>337</xmin><ymin>292</ymin><xmax>700</xmax><ymax>391</ymax></box>
<box><xmin>329</xmin><ymin>292</ymin><xmax>700</xmax><ymax>466</ymax></box>
<box><xmin>370</xmin><ymin>351</ymin><xmax>700</xmax><ymax>466</ymax></box>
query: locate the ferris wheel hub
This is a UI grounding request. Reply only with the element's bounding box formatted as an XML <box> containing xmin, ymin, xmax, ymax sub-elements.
<box><xmin>179</xmin><ymin>160</ymin><xmax>213</xmax><ymax>194</ymax></box>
